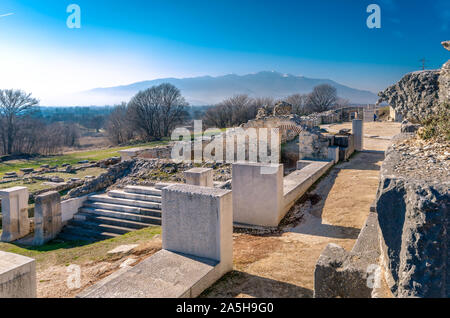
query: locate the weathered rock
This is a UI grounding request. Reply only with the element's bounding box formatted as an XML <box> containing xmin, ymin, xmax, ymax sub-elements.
<box><xmin>20</xmin><ymin>168</ymin><xmax>34</xmax><ymax>174</ymax></box>
<box><xmin>378</xmin><ymin>70</ymin><xmax>440</xmax><ymax>123</ymax></box>
<box><xmin>442</xmin><ymin>41</ymin><xmax>450</xmax><ymax>51</ymax></box>
<box><xmin>107</xmin><ymin>244</ymin><xmax>138</xmax><ymax>255</ymax></box>
<box><xmin>314</xmin><ymin>212</ymin><xmax>381</xmax><ymax>298</ymax></box>
<box><xmin>272</xmin><ymin>101</ymin><xmax>292</xmax><ymax>116</ymax></box>
<box><xmin>256</xmin><ymin>107</ymin><xmax>268</xmax><ymax>119</ymax></box>
<box><xmin>98</xmin><ymin>156</ymin><xmax>121</xmax><ymax>168</ymax></box>
<box><xmin>439</xmin><ymin>59</ymin><xmax>450</xmax><ymax>105</ymax></box>
<box><xmin>314</xmin><ymin>244</ymin><xmax>373</xmax><ymax>298</ymax></box>
<box><xmin>67</xmin><ymin>160</ymin><xmax>134</xmax><ymax>198</ymax></box>
<box><xmin>400</xmin><ymin>121</ymin><xmax>421</xmax><ymax>133</ymax></box>
<box><xmin>375</xmin><ymin>134</ymin><xmax>450</xmax><ymax>297</ymax></box>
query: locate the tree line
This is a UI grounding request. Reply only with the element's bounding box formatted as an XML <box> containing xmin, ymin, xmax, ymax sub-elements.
<box><xmin>203</xmin><ymin>84</ymin><xmax>347</xmax><ymax>128</ymax></box>
<box><xmin>0</xmin><ymin>83</ymin><xmax>345</xmax><ymax>155</ymax></box>
<box><xmin>0</xmin><ymin>90</ymin><xmax>109</xmax><ymax>156</ymax></box>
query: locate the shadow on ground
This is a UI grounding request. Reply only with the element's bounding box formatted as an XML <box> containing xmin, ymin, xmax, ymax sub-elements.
<box><xmin>286</xmin><ymin>151</ymin><xmax>384</xmax><ymax>239</ymax></box>
<box><xmin>201</xmin><ymin>270</ymin><xmax>313</xmax><ymax>298</ymax></box>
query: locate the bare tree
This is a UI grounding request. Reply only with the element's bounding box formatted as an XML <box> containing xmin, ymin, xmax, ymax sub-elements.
<box><xmin>203</xmin><ymin>94</ymin><xmax>258</xmax><ymax>128</ymax></box>
<box><xmin>106</xmin><ymin>103</ymin><xmax>135</xmax><ymax>145</ymax></box>
<box><xmin>305</xmin><ymin>84</ymin><xmax>338</xmax><ymax>113</ymax></box>
<box><xmin>285</xmin><ymin>94</ymin><xmax>308</xmax><ymax>115</ymax></box>
<box><xmin>127</xmin><ymin>83</ymin><xmax>188</xmax><ymax>140</ymax></box>
<box><xmin>253</xmin><ymin>97</ymin><xmax>275</xmax><ymax>113</ymax></box>
<box><xmin>334</xmin><ymin>98</ymin><xmax>350</xmax><ymax>109</ymax></box>
<box><xmin>0</xmin><ymin>89</ymin><xmax>39</xmax><ymax>154</ymax></box>
<box><xmin>158</xmin><ymin>83</ymin><xmax>189</xmax><ymax>137</ymax></box>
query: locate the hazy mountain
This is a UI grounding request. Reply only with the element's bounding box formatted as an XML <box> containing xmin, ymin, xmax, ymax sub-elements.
<box><xmin>82</xmin><ymin>71</ymin><xmax>378</xmax><ymax>106</ymax></box>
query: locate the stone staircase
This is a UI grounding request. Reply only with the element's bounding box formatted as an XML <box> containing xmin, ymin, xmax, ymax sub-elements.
<box><xmin>58</xmin><ymin>185</ymin><xmax>164</xmax><ymax>242</ymax></box>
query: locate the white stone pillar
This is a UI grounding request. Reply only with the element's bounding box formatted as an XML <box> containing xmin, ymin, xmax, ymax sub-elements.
<box><xmin>162</xmin><ymin>184</ymin><xmax>233</xmax><ymax>273</ymax></box>
<box><xmin>183</xmin><ymin>168</ymin><xmax>214</xmax><ymax>187</ymax></box>
<box><xmin>32</xmin><ymin>191</ymin><xmax>62</xmax><ymax>246</ymax></box>
<box><xmin>0</xmin><ymin>187</ymin><xmax>30</xmax><ymax>242</ymax></box>
<box><xmin>232</xmin><ymin>162</ymin><xmax>284</xmax><ymax>227</ymax></box>
<box><xmin>352</xmin><ymin>119</ymin><xmax>364</xmax><ymax>151</ymax></box>
<box><xmin>0</xmin><ymin>251</ymin><xmax>36</xmax><ymax>298</ymax></box>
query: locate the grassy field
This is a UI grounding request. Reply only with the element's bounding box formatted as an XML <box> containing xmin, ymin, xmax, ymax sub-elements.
<box><xmin>0</xmin><ymin>226</ymin><xmax>161</xmax><ymax>268</ymax></box>
<box><xmin>0</xmin><ymin>167</ymin><xmax>107</xmax><ymax>192</ymax></box>
<box><xmin>0</xmin><ymin>140</ymin><xmax>169</xmax><ymax>178</ymax></box>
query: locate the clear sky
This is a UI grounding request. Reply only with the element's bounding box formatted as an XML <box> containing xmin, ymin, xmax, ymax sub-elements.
<box><xmin>0</xmin><ymin>0</ymin><xmax>449</xmax><ymax>105</ymax></box>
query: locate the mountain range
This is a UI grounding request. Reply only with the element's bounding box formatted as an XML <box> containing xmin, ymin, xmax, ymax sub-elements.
<box><xmin>82</xmin><ymin>71</ymin><xmax>378</xmax><ymax>106</ymax></box>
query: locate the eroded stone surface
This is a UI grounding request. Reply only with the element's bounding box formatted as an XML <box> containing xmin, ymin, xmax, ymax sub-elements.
<box><xmin>377</xmin><ymin>70</ymin><xmax>440</xmax><ymax>123</ymax></box>
<box><xmin>375</xmin><ymin>134</ymin><xmax>450</xmax><ymax>297</ymax></box>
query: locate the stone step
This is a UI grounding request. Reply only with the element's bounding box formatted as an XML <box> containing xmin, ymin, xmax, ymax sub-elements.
<box><xmin>59</xmin><ymin>225</ymin><xmax>119</xmax><ymax>241</ymax></box>
<box><xmin>88</xmin><ymin>194</ymin><xmax>161</xmax><ymax>210</ymax></box>
<box><xmin>154</xmin><ymin>182</ymin><xmax>173</xmax><ymax>190</ymax></box>
<box><xmin>68</xmin><ymin>219</ymin><xmax>135</xmax><ymax>235</ymax></box>
<box><xmin>79</xmin><ymin>207</ymin><xmax>162</xmax><ymax>225</ymax></box>
<box><xmin>108</xmin><ymin>190</ymin><xmax>161</xmax><ymax>203</ymax></box>
<box><xmin>75</xmin><ymin>213</ymin><xmax>152</xmax><ymax>230</ymax></box>
<box><xmin>124</xmin><ymin>185</ymin><xmax>162</xmax><ymax>196</ymax></box>
<box><xmin>84</xmin><ymin>201</ymin><xmax>162</xmax><ymax>217</ymax></box>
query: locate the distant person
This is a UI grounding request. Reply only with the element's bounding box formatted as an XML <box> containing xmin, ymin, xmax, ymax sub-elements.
<box><xmin>374</xmin><ymin>113</ymin><xmax>377</xmax><ymax>121</ymax></box>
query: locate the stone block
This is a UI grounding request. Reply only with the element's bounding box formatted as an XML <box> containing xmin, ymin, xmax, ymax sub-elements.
<box><xmin>61</xmin><ymin>195</ymin><xmax>88</xmax><ymax>223</ymax></box>
<box><xmin>284</xmin><ymin>160</ymin><xmax>333</xmax><ymax>213</ymax></box>
<box><xmin>78</xmin><ymin>250</ymin><xmax>218</xmax><ymax>298</ymax></box>
<box><xmin>32</xmin><ymin>191</ymin><xmax>62</xmax><ymax>246</ymax></box>
<box><xmin>327</xmin><ymin>146</ymin><xmax>339</xmax><ymax>164</ymax></box>
<box><xmin>184</xmin><ymin>168</ymin><xmax>213</xmax><ymax>187</ymax></box>
<box><xmin>0</xmin><ymin>251</ymin><xmax>36</xmax><ymax>298</ymax></box>
<box><xmin>314</xmin><ymin>212</ymin><xmax>382</xmax><ymax>298</ymax></box>
<box><xmin>232</xmin><ymin>162</ymin><xmax>284</xmax><ymax>227</ymax></box>
<box><xmin>0</xmin><ymin>187</ymin><xmax>30</xmax><ymax>242</ymax></box>
<box><xmin>162</xmin><ymin>184</ymin><xmax>232</xmax><ymax>271</ymax></box>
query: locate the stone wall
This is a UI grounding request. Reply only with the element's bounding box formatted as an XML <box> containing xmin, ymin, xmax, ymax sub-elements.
<box><xmin>375</xmin><ymin>134</ymin><xmax>450</xmax><ymax>297</ymax></box>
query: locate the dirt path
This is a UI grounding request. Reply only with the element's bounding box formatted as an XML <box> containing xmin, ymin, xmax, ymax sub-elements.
<box><xmin>203</xmin><ymin>122</ymin><xmax>400</xmax><ymax>298</ymax></box>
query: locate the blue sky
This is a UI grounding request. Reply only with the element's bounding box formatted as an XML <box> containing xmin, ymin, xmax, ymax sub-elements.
<box><xmin>0</xmin><ymin>0</ymin><xmax>449</xmax><ymax>105</ymax></box>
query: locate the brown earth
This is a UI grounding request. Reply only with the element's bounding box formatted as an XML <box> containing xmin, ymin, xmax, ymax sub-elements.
<box><xmin>37</xmin><ymin>236</ymin><xmax>162</xmax><ymax>298</ymax></box>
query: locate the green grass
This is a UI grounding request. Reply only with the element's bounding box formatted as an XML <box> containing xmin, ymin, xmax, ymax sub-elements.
<box><xmin>0</xmin><ymin>167</ymin><xmax>107</xmax><ymax>191</ymax></box>
<box><xmin>0</xmin><ymin>226</ymin><xmax>161</xmax><ymax>268</ymax></box>
<box><xmin>0</xmin><ymin>140</ymin><xmax>169</xmax><ymax>178</ymax></box>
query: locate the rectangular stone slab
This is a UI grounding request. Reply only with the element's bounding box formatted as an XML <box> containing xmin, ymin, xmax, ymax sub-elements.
<box><xmin>78</xmin><ymin>250</ymin><xmax>218</xmax><ymax>298</ymax></box>
<box><xmin>0</xmin><ymin>251</ymin><xmax>36</xmax><ymax>298</ymax></box>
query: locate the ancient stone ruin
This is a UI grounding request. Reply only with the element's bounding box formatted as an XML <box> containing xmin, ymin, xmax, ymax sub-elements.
<box><xmin>314</xmin><ymin>40</ymin><xmax>450</xmax><ymax>298</ymax></box>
